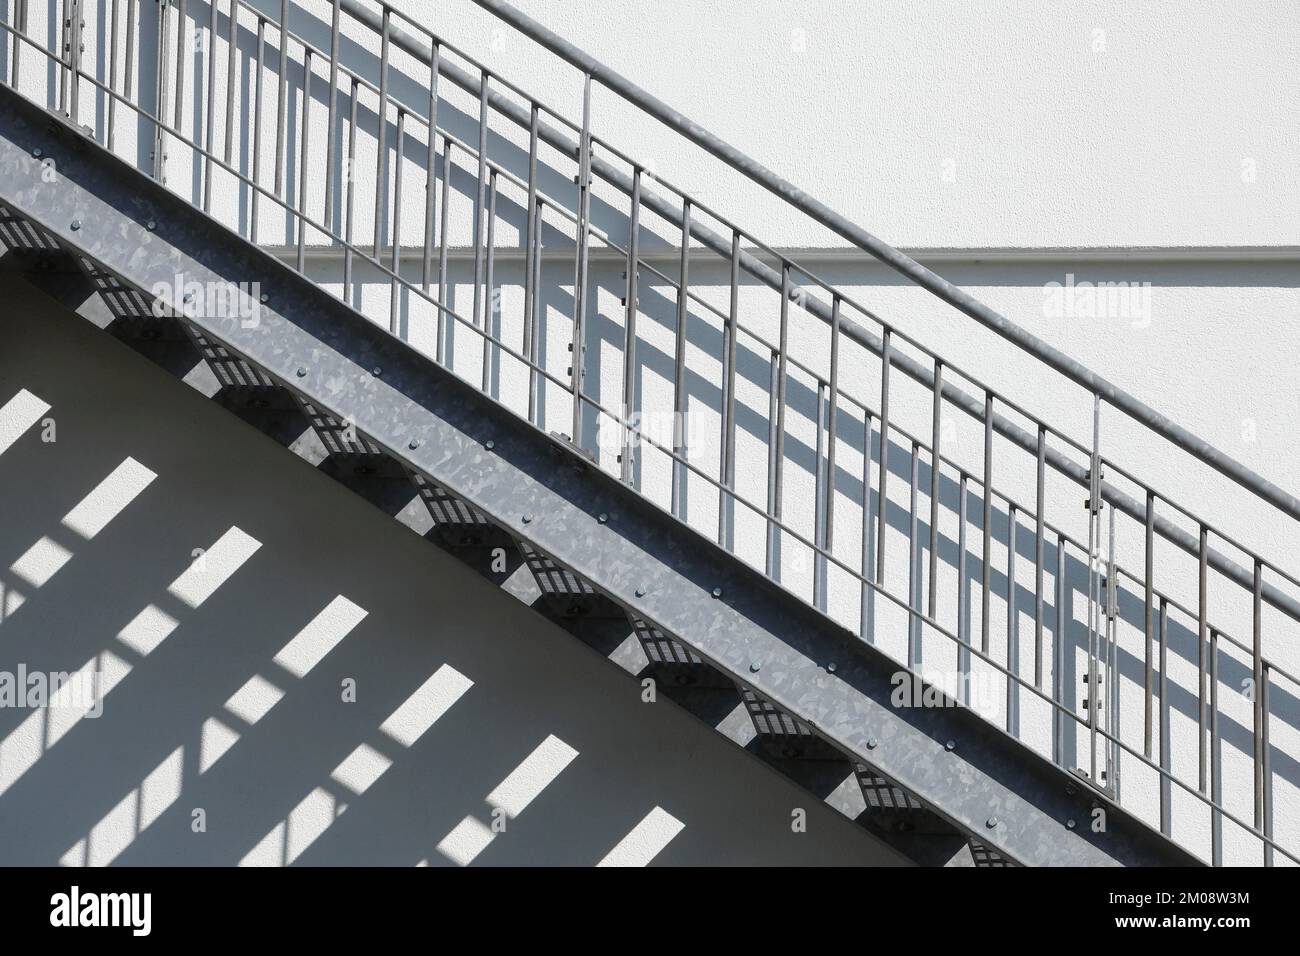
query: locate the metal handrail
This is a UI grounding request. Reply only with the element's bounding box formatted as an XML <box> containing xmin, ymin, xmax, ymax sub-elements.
<box><xmin>325</xmin><ymin>0</ymin><xmax>1300</xmax><ymax>635</ymax></box>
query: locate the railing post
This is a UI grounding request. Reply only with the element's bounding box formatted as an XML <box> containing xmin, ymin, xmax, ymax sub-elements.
<box><xmin>324</xmin><ymin>0</ymin><xmax>341</xmax><ymax>233</ymax></box>
<box><xmin>876</xmin><ymin>330</ymin><xmax>891</xmax><ymax>586</ymax></box>
<box><xmin>373</xmin><ymin>5</ymin><xmax>390</xmax><ymax>256</ymax></box>
<box><xmin>1144</xmin><ymin>490</ymin><xmax>1155</xmax><ymax>758</ymax></box>
<box><xmin>928</xmin><ymin>359</ymin><xmax>942</xmax><ymax>617</ymax></box>
<box><xmin>1158</xmin><ymin>597</ymin><xmax>1171</xmax><ymax>835</ymax></box>
<box><xmin>202</xmin><ymin>0</ymin><xmax>217</xmax><ymax>210</ymax></box>
<box><xmin>671</xmin><ymin>199</ymin><xmax>691</xmax><ymax>517</ymax></box>
<box><xmin>817</xmin><ymin>296</ymin><xmax>840</xmax><ymax>612</ymax></box>
<box><xmin>1198</xmin><ymin>523</ymin><xmax>1209</xmax><ymax>794</ymax></box>
<box><xmin>472</xmin><ymin>69</ymin><xmax>489</xmax><ymax>335</ymax></box>
<box><xmin>63</xmin><ymin>0</ymin><xmax>84</xmax><ymax>121</ymax></box>
<box><xmin>620</xmin><ymin>167</ymin><xmax>641</xmax><ymax>486</ymax></box>
<box><xmin>717</xmin><ymin>229</ymin><xmax>740</xmax><ymax>547</ymax></box>
<box><xmin>570</xmin><ymin>72</ymin><xmax>592</xmax><ymax>447</ymax></box>
<box><xmin>860</xmin><ymin>411</ymin><xmax>875</xmax><ymax>642</ymax></box>
<box><xmin>523</xmin><ymin>105</ymin><xmax>539</xmax><ymax>423</ymax></box>
<box><xmin>151</xmin><ymin>0</ymin><xmax>169</xmax><ymax>182</ymax></box>
<box><xmin>1253</xmin><ymin>559</ymin><xmax>1265</xmax><ymax>838</ymax></box>
<box><xmin>1086</xmin><ymin>395</ymin><xmax>1101</xmax><ymax>786</ymax></box>
<box><xmin>981</xmin><ymin>390</ymin><xmax>993</xmax><ymax>653</ymax></box>
<box><xmin>422</xmin><ymin>41</ymin><xmax>442</xmax><ymax>293</ymax></box>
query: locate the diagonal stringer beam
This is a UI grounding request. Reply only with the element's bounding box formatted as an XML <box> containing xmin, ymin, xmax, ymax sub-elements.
<box><xmin>0</xmin><ymin>85</ymin><xmax>1200</xmax><ymax>867</ymax></box>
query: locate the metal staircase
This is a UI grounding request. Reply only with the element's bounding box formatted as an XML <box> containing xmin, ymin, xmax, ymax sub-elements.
<box><xmin>0</xmin><ymin>0</ymin><xmax>1295</xmax><ymax>866</ymax></box>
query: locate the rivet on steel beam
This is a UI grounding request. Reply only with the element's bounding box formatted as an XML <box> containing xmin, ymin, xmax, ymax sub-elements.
<box><xmin>635</xmin><ymin>585</ymin><xmax>647</xmax><ymax>597</ymax></box>
<box><xmin>485</xmin><ymin>440</ymin><xmax>496</xmax><ymax>450</ymax></box>
<box><xmin>945</xmin><ymin>740</ymin><xmax>956</xmax><ymax>751</ymax></box>
<box><xmin>986</xmin><ymin>817</ymin><xmax>998</xmax><ymax>828</ymax></box>
<box><xmin>827</xmin><ymin>662</ymin><xmax>837</xmax><ymax>674</ymax></box>
<box><xmin>1066</xmin><ymin>819</ymin><xmax>1077</xmax><ymax>830</ymax></box>
<box><xmin>522</xmin><ymin>513</ymin><xmax>533</xmax><ymax>524</ymax></box>
<box><xmin>260</xmin><ymin>292</ymin><xmax>269</xmax><ymax>303</ymax></box>
<box><xmin>372</xmin><ymin>367</ymin><xmax>382</xmax><ymax>377</ymax></box>
<box><xmin>597</xmin><ymin>513</ymin><xmax>608</xmax><ymax>524</ymax></box>
<box><xmin>711</xmin><ymin>587</ymin><xmax>723</xmax><ymax>598</ymax></box>
<box><xmin>867</xmin><ymin>737</ymin><xmax>878</xmax><ymax>750</ymax></box>
<box><xmin>70</xmin><ymin>220</ymin><xmax>81</xmax><ymax>231</ymax></box>
<box><xmin>296</xmin><ymin>367</ymin><xmax>307</xmax><ymax>378</ymax></box>
<box><xmin>749</xmin><ymin>661</ymin><xmax>760</xmax><ymax>673</ymax></box>
<box><xmin>146</xmin><ymin>220</ymin><xmax>156</xmax><ymax>230</ymax></box>
<box><xmin>408</xmin><ymin>438</ymin><xmax>421</xmax><ymax>450</ymax></box>
<box><xmin>32</xmin><ymin>148</ymin><xmax>42</xmax><ymax>157</ymax></box>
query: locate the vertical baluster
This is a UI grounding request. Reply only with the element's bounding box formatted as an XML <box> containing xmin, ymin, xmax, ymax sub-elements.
<box><xmin>860</xmin><ymin>411</ymin><xmax>875</xmax><ymax>642</ymax></box>
<box><xmin>819</xmin><ymin>297</ymin><xmax>841</xmax><ymax>611</ymax></box>
<box><xmin>203</xmin><ymin>0</ymin><xmax>217</xmax><ymax>209</ymax></box>
<box><xmin>323</xmin><ymin>0</ymin><xmax>340</xmax><ymax>232</ymax></box>
<box><xmin>570</xmin><ymin>73</ymin><xmax>592</xmax><ymax>447</ymax></box>
<box><xmin>1007</xmin><ymin>503</ymin><xmax>1018</xmax><ymax>735</ymax></box>
<box><xmin>10</xmin><ymin>0</ymin><xmax>26</xmax><ymax>88</ymax></box>
<box><xmin>422</xmin><ymin>42</ymin><xmax>441</xmax><ymax>292</ymax></box>
<box><xmin>224</xmin><ymin>0</ymin><xmax>237</xmax><ymax>164</ymax></box>
<box><xmin>767</xmin><ymin>262</ymin><xmax>790</xmax><ymax>576</ymax></box>
<box><xmin>908</xmin><ymin>441</ymin><xmax>920</xmax><ymax>668</ymax></box>
<box><xmin>372</xmin><ymin>5</ymin><xmax>389</xmax><ymax>256</ymax></box>
<box><xmin>1035</xmin><ymin>425</ymin><xmax>1046</xmax><ymax>688</ymax></box>
<box><xmin>173</xmin><ymin>0</ymin><xmax>185</xmax><ymax>132</ymax></box>
<box><xmin>342</xmin><ymin>76</ymin><xmax>358</xmax><ymax>303</ymax></box>
<box><xmin>1053</xmin><ymin>534</ymin><xmax>1066</xmax><ymax>765</ymax></box>
<box><xmin>1106</xmin><ymin>497</ymin><xmax>1119</xmax><ymax>795</ymax></box>
<box><xmin>528</xmin><ymin>196</ymin><xmax>542</xmax><ymax>415</ymax></box>
<box><xmin>250</xmin><ymin>15</ymin><xmax>263</xmax><ymax>244</ymax></box>
<box><xmin>1198</xmin><ymin>523</ymin><xmax>1208</xmax><ymax>793</ymax></box>
<box><xmin>1158</xmin><ymin>596</ymin><xmax>1171</xmax><ymax>835</ymax></box>
<box><xmin>1262</xmin><ymin>662</ymin><xmax>1273</xmax><ymax>866</ymax></box>
<box><xmin>1087</xmin><ymin>396</ymin><xmax>1101</xmax><ymax>786</ymax></box>
<box><xmin>125</xmin><ymin>0</ymin><xmax>135</xmax><ymax>101</ymax></box>
<box><xmin>274</xmin><ymin>0</ymin><xmax>287</xmax><ymax>197</ymax></box>
<box><xmin>107</xmin><ymin>0</ymin><xmax>119</xmax><ymax>149</ymax></box>
<box><xmin>717</xmin><ymin>229</ymin><xmax>740</xmax><ymax>546</ymax></box>
<box><xmin>876</xmin><ymin>330</ymin><xmax>891</xmax><ymax>586</ymax></box>
<box><xmin>437</xmin><ymin>137</ymin><xmax>451</xmax><ymax>364</ymax></box>
<box><xmin>296</xmin><ymin>48</ymin><xmax>311</xmax><ymax>272</ymax></box>
<box><xmin>152</xmin><ymin>0</ymin><xmax>168</xmax><ymax>181</ymax></box>
<box><xmin>1144</xmin><ymin>490</ymin><xmax>1155</xmax><ymax>758</ymax></box>
<box><xmin>764</xmin><ymin>347</ymin><xmax>780</xmax><ymax>578</ymax></box>
<box><xmin>981</xmin><ymin>390</ymin><xmax>993</xmax><ymax>653</ymax></box>
<box><xmin>813</xmin><ymin>381</ymin><xmax>827</xmax><ymax>610</ymax></box>
<box><xmin>928</xmin><ymin>360</ymin><xmax>942</xmax><ymax>617</ymax></box>
<box><xmin>523</xmin><ymin>106</ymin><xmax>539</xmax><ymax>423</ymax></box>
<box><xmin>67</xmin><ymin>0</ymin><xmax>81</xmax><ymax>121</ymax></box>
<box><xmin>389</xmin><ymin>108</ymin><xmax>405</xmax><ymax>335</ymax></box>
<box><xmin>620</xmin><ymin>168</ymin><xmax>641</xmax><ymax>486</ymax></box>
<box><xmin>481</xmin><ymin>169</ymin><xmax>497</xmax><ymax>392</ymax></box>
<box><xmin>958</xmin><ymin>472</ymin><xmax>970</xmax><ymax>705</ymax></box>
<box><xmin>1210</xmin><ymin>628</ymin><xmax>1222</xmax><ymax>865</ymax></box>
<box><xmin>1253</xmin><ymin>559</ymin><xmax>1265</xmax><ymax>841</ymax></box>
<box><xmin>671</xmin><ymin>200</ymin><xmax>691</xmax><ymax>517</ymax></box>
<box><xmin>472</xmin><ymin>70</ymin><xmax>489</xmax><ymax>334</ymax></box>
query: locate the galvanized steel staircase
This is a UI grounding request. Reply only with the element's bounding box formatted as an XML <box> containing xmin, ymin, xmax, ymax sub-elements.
<box><xmin>1</xmin><ymin>0</ymin><xmax>1295</xmax><ymax>866</ymax></box>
